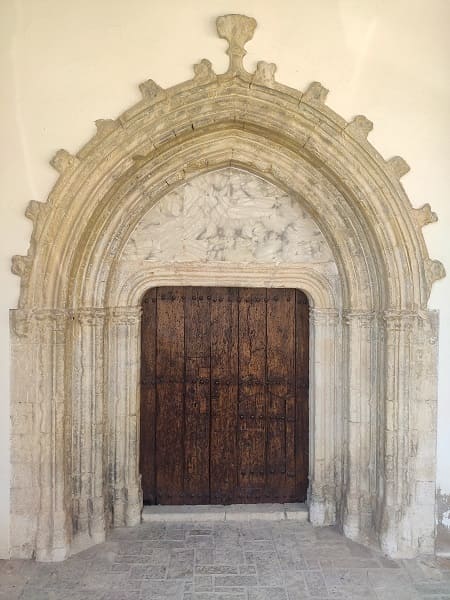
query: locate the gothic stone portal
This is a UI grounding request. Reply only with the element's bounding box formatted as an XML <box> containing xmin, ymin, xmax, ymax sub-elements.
<box><xmin>10</xmin><ymin>14</ymin><xmax>443</xmax><ymax>561</ymax></box>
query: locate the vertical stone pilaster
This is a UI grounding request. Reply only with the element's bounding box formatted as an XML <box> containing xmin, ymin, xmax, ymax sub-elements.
<box><xmin>10</xmin><ymin>309</ymin><xmax>71</xmax><ymax>561</ymax></box>
<box><xmin>380</xmin><ymin>310</ymin><xmax>417</xmax><ymax>557</ymax></box>
<box><xmin>70</xmin><ymin>309</ymin><xmax>107</xmax><ymax>553</ymax></box>
<box><xmin>106</xmin><ymin>307</ymin><xmax>142</xmax><ymax>527</ymax></box>
<box><xmin>342</xmin><ymin>311</ymin><xmax>378</xmax><ymax>543</ymax></box>
<box><xmin>410</xmin><ymin>310</ymin><xmax>439</xmax><ymax>554</ymax></box>
<box><xmin>10</xmin><ymin>310</ymin><xmax>40</xmax><ymax>558</ymax></box>
<box><xmin>309</xmin><ymin>308</ymin><xmax>341</xmax><ymax>526</ymax></box>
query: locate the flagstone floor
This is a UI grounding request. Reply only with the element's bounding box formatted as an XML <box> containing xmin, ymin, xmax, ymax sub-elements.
<box><xmin>1</xmin><ymin>520</ymin><xmax>449</xmax><ymax>599</ymax></box>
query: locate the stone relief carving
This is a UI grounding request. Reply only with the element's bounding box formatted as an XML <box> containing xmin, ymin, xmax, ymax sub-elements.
<box><xmin>9</xmin><ymin>13</ymin><xmax>444</xmax><ymax>562</ymax></box>
<box><xmin>119</xmin><ymin>168</ymin><xmax>338</xmax><ymax>278</ymax></box>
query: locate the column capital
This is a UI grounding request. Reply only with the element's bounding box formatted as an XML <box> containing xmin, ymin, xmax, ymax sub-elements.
<box><xmin>310</xmin><ymin>307</ymin><xmax>340</xmax><ymax>326</ymax></box>
<box><xmin>10</xmin><ymin>309</ymin><xmax>32</xmax><ymax>338</ymax></box>
<box><xmin>33</xmin><ymin>308</ymin><xmax>67</xmax><ymax>326</ymax></box>
<box><xmin>73</xmin><ymin>307</ymin><xmax>107</xmax><ymax>325</ymax></box>
<box><xmin>343</xmin><ymin>310</ymin><xmax>377</xmax><ymax>327</ymax></box>
<box><xmin>383</xmin><ymin>310</ymin><xmax>418</xmax><ymax>331</ymax></box>
<box><xmin>107</xmin><ymin>306</ymin><xmax>142</xmax><ymax>326</ymax></box>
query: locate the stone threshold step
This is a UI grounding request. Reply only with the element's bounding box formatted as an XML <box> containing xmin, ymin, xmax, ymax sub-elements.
<box><xmin>142</xmin><ymin>502</ymin><xmax>308</xmax><ymax>522</ymax></box>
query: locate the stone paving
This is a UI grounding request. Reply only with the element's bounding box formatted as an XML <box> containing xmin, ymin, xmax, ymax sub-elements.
<box><xmin>1</xmin><ymin>520</ymin><xmax>449</xmax><ymax>600</ymax></box>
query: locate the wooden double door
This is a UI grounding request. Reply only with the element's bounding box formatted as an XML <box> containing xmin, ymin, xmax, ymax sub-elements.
<box><xmin>140</xmin><ymin>286</ymin><xmax>309</xmax><ymax>505</ymax></box>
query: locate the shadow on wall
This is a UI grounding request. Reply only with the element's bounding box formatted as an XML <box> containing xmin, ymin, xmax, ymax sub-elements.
<box><xmin>437</xmin><ymin>489</ymin><xmax>450</xmax><ymax>556</ymax></box>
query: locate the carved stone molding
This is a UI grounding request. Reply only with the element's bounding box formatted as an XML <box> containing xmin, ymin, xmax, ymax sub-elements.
<box><xmin>8</xmin><ymin>13</ymin><xmax>443</xmax><ymax>561</ymax></box>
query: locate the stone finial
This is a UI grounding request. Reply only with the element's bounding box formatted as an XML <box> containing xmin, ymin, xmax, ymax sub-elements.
<box><xmin>412</xmin><ymin>204</ymin><xmax>438</xmax><ymax>228</ymax></box>
<box><xmin>425</xmin><ymin>258</ymin><xmax>446</xmax><ymax>288</ymax></box>
<box><xmin>25</xmin><ymin>200</ymin><xmax>45</xmax><ymax>222</ymax></box>
<box><xmin>253</xmin><ymin>61</ymin><xmax>277</xmax><ymax>85</ymax></box>
<box><xmin>50</xmin><ymin>149</ymin><xmax>79</xmax><ymax>173</ymax></box>
<box><xmin>216</xmin><ymin>14</ymin><xmax>257</xmax><ymax>74</ymax></box>
<box><xmin>387</xmin><ymin>156</ymin><xmax>410</xmax><ymax>179</ymax></box>
<box><xmin>95</xmin><ymin>119</ymin><xmax>119</xmax><ymax>137</ymax></box>
<box><xmin>11</xmin><ymin>255</ymin><xmax>31</xmax><ymax>278</ymax></box>
<box><xmin>303</xmin><ymin>82</ymin><xmax>329</xmax><ymax>104</ymax></box>
<box><xmin>346</xmin><ymin>115</ymin><xmax>373</xmax><ymax>140</ymax></box>
<box><xmin>139</xmin><ymin>79</ymin><xmax>165</xmax><ymax>101</ymax></box>
<box><xmin>193</xmin><ymin>59</ymin><xmax>215</xmax><ymax>82</ymax></box>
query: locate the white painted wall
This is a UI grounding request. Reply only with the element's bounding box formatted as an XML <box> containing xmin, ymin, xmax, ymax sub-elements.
<box><xmin>1</xmin><ymin>0</ymin><xmax>449</xmax><ymax>557</ymax></box>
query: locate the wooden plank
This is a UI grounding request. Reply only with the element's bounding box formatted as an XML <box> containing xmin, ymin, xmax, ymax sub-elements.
<box><xmin>237</xmin><ymin>288</ymin><xmax>266</xmax><ymax>503</ymax></box>
<box><xmin>155</xmin><ymin>287</ymin><xmax>185</xmax><ymax>505</ymax></box>
<box><xmin>266</xmin><ymin>288</ymin><xmax>296</xmax><ymax>501</ymax></box>
<box><xmin>210</xmin><ymin>287</ymin><xmax>238</xmax><ymax>504</ymax></box>
<box><xmin>140</xmin><ymin>288</ymin><xmax>157</xmax><ymax>503</ymax></box>
<box><xmin>295</xmin><ymin>289</ymin><xmax>309</xmax><ymax>501</ymax></box>
<box><xmin>184</xmin><ymin>287</ymin><xmax>211</xmax><ymax>504</ymax></box>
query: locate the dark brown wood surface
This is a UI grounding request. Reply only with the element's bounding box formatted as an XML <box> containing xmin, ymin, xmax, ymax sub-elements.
<box><xmin>140</xmin><ymin>286</ymin><xmax>309</xmax><ymax>505</ymax></box>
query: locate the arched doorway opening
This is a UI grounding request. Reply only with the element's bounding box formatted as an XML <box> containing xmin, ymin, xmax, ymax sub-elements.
<box><xmin>139</xmin><ymin>286</ymin><xmax>309</xmax><ymax>506</ymax></box>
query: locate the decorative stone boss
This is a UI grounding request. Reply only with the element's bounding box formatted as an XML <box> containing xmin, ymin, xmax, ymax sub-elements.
<box><xmin>10</xmin><ymin>14</ymin><xmax>445</xmax><ymax>561</ymax></box>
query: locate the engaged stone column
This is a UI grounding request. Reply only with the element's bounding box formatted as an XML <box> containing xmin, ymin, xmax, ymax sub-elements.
<box><xmin>107</xmin><ymin>307</ymin><xmax>142</xmax><ymax>527</ymax></box>
<box><xmin>35</xmin><ymin>311</ymin><xmax>70</xmax><ymax>561</ymax></box>
<box><xmin>342</xmin><ymin>311</ymin><xmax>378</xmax><ymax>543</ymax></box>
<box><xmin>71</xmin><ymin>308</ymin><xmax>107</xmax><ymax>553</ymax></box>
<box><xmin>309</xmin><ymin>308</ymin><xmax>341</xmax><ymax>526</ymax></box>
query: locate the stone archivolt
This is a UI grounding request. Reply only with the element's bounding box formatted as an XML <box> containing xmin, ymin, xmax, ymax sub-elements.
<box><xmin>10</xmin><ymin>14</ymin><xmax>444</xmax><ymax>560</ymax></box>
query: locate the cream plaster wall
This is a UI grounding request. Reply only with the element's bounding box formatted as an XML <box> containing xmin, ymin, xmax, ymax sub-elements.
<box><xmin>1</xmin><ymin>0</ymin><xmax>449</xmax><ymax>557</ymax></box>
